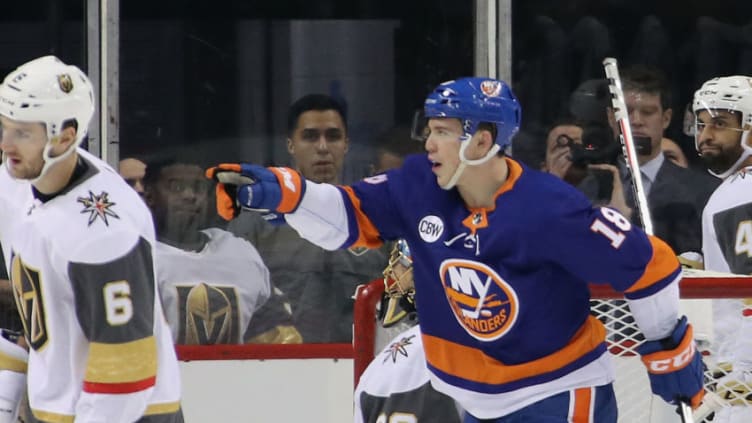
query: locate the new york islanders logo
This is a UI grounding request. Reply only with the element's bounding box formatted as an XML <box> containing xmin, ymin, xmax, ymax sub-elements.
<box><xmin>439</xmin><ymin>259</ymin><xmax>518</xmax><ymax>341</ymax></box>
<box><xmin>480</xmin><ymin>80</ymin><xmax>502</xmax><ymax>97</ymax></box>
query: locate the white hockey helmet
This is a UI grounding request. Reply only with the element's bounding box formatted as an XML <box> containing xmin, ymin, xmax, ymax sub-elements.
<box><xmin>692</xmin><ymin>75</ymin><xmax>752</xmax><ymax>177</ymax></box>
<box><xmin>0</xmin><ymin>56</ymin><xmax>95</xmax><ymax>179</ymax></box>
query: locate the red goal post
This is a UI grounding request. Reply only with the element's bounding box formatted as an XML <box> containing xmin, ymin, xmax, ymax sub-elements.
<box><xmin>351</xmin><ymin>269</ymin><xmax>752</xmax><ymax>422</ymax></box>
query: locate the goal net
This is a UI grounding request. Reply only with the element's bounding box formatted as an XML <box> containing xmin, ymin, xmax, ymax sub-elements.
<box><xmin>353</xmin><ymin>269</ymin><xmax>752</xmax><ymax>422</ymax></box>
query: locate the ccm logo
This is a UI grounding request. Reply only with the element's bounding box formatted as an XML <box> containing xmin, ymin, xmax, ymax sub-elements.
<box><xmin>644</xmin><ymin>342</ymin><xmax>696</xmax><ymax>374</ymax></box>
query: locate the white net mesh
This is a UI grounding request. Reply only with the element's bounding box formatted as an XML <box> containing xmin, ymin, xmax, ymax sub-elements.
<box><xmin>591</xmin><ymin>295</ymin><xmax>752</xmax><ymax>422</ymax></box>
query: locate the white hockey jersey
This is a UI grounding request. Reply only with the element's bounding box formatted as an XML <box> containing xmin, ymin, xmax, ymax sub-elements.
<box><xmin>156</xmin><ymin>228</ymin><xmax>271</xmax><ymax>344</ymax></box>
<box><xmin>4</xmin><ymin>149</ymin><xmax>182</xmax><ymax>423</ymax></box>
<box><xmin>702</xmin><ymin>166</ymin><xmax>752</xmax><ymax>367</ymax></box>
<box><xmin>0</xmin><ymin>164</ymin><xmax>28</xmax><ymax>264</ymax></box>
<box><xmin>354</xmin><ymin>325</ymin><xmax>463</xmax><ymax>423</ymax></box>
<box><xmin>701</xmin><ymin>166</ymin><xmax>752</xmax><ymax>423</ymax></box>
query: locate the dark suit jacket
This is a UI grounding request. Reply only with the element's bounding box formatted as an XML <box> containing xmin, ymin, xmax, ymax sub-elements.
<box><xmin>628</xmin><ymin>160</ymin><xmax>719</xmax><ymax>255</ymax></box>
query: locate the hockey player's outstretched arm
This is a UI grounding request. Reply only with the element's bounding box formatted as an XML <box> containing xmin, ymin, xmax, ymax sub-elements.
<box><xmin>206</xmin><ymin>163</ymin><xmax>382</xmax><ymax>251</ymax></box>
<box><xmin>206</xmin><ymin>164</ymin><xmax>306</xmax><ymax>219</ymax></box>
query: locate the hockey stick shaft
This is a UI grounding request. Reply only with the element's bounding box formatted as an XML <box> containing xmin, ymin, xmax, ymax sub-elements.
<box><xmin>602</xmin><ymin>57</ymin><xmax>654</xmax><ymax>236</ymax></box>
<box><xmin>680</xmin><ymin>401</ymin><xmax>694</xmax><ymax>423</ymax></box>
<box><xmin>692</xmin><ymin>391</ymin><xmax>725</xmax><ymax>422</ymax></box>
<box><xmin>604</xmin><ymin>58</ymin><xmax>695</xmax><ymax>421</ymax></box>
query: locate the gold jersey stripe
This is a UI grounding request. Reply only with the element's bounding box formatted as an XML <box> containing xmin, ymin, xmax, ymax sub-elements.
<box><xmin>145</xmin><ymin>401</ymin><xmax>181</xmax><ymax>415</ymax></box>
<box><xmin>31</xmin><ymin>401</ymin><xmax>181</xmax><ymax>422</ymax></box>
<box><xmin>85</xmin><ymin>336</ymin><xmax>157</xmax><ymax>384</ymax></box>
<box><xmin>0</xmin><ymin>351</ymin><xmax>27</xmax><ymax>373</ymax></box>
<box><xmin>31</xmin><ymin>409</ymin><xmax>74</xmax><ymax>423</ymax></box>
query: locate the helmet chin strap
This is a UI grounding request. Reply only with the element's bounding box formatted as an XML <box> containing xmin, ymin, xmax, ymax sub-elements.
<box><xmin>440</xmin><ymin>135</ymin><xmax>501</xmax><ymax>190</ymax></box>
<box><xmin>708</xmin><ymin>130</ymin><xmax>752</xmax><ymax>179</ymax></box>
<box><xmin>28</xmin><ymin>136</ymin><xmax>80</xmax><ymax>185</ymax></box>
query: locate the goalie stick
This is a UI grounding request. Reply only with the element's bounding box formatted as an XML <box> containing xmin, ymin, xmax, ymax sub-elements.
<box><xmin>602</xmin><ymin>57</ymin><xmax>694</xmax><ymax>423</ymax></box>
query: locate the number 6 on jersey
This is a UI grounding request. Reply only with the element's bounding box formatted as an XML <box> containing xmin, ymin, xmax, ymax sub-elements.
<box><xmin>103</xmin><ymin>280</ymin><xmax>134</xmax><ymax>325</ymax></box>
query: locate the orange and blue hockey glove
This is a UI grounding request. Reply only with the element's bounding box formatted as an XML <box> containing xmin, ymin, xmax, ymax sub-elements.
<box><xmin>637</xmin><ymin>316</ymin><xmax>705</xmax><ymax>410</ymax></box>
<box><xmin>205</xmin><ymin>163</ymin><xmax>305</xmax><ymax>221</ymax></box>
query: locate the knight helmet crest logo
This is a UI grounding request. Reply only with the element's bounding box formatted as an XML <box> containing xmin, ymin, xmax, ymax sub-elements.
<box><xmin>57</xmin><ymin>74</ymin><xmax>73</xmax><ymax>93</ymax></box>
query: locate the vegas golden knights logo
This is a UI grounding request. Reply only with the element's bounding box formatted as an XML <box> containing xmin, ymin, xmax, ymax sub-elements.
<box><xmin>10</xmin><ymin>254</ymin><xmax>49</xmax><ymax>351</ymax></box>
<box><xmin>57</xmin><ymin>73</ymin><xmax>73</xmax><ymax>93</ymax></box>
<box><xmin>176</xmin><ymin>283</ymin><xmax>240</xmax><ymax>344</ymax></box>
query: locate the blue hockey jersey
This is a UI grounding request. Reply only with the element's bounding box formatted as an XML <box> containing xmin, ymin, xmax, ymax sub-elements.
<box><xmin>287</xmin><ymin>155</ymin><xmax>680</xmax><ymax>418</ymax></box>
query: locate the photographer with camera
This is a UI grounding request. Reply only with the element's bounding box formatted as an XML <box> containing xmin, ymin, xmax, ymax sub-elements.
<box><xmin>542</xmin><ymin>117</ymin><xmax>632</xmax><ymax>218</ymax></box>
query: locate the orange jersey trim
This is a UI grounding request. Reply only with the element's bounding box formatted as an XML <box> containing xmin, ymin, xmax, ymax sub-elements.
<box><xmin>461</xmin><ymin>158</ymin><xmax>523</xmax><ymax>234</ymax></box>
<box><xmin>341</xmin><ymin>186</ymin><xmax>383</xmax><ymax>249</ymax></box>
<box><xmin>269</xmin><ymin>167</ymin><xmax>304</xmax><ymax>213</ymax></box>
<box><xmin>641</xmin><ymin>325</ymin><xmax>696</xmax><ymax>374</ymax></box>
<box><xmin>625</xmin><ymin>236</ymin><xmax>680</xmax><ymax>294</ymax></box>
<box><xmin>495</xmin><ymin>157</ymin><xmax>523</xmax><ymax>198</ymax></box>
<box><xmin>422</xmin><ymin>315</ymin><xmax>606</xmax><ymax>385</ymax></box>
<box><xmin>571</xmin><ymin>387</ymin><xmax>593</xmax><ymax>423</ymax></box>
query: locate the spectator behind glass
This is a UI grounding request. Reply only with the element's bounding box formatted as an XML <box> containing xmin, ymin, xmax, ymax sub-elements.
<box><xmin>142</xmin><ymin>158</ymin><xmax>301</xmax><ymax>345</ymax></box>
<box><xmin>370</xmin><ymin>125</ymin><xmax>426</xmax><ymax>175</ymax></box>
<box><xmin>228</xmin><ymin>94</ymin><xmax>387</xmax><ymax>343</ymax></box>
<box><xmin>118</xmin><ymin>157</ymin><xmax>146</xmax><ymax>196</ymax></box>
<box><xmin>286</xmin><ymin>94</ymin><xmax>349</xmax><ymax>183</ymax></box>
<box><xmin>542</xmin><ymin>118</ymin><xmax>631</xmax><ymax>218</ymax></box>
<box><xmin>662</xmin><ymin>137</ymin><xmax>689</xmax><ymax>168</ymax></box>
<box><xmin>615</xmin><ymin>64</ymin><xmax>719</xmax><ymax>255</ymax></box>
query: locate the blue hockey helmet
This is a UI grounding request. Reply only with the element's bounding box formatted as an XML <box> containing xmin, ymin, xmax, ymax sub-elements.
<box><xmin>424</xmin><ymin>77</ymin><xmax>521</xmax><ymax>149</ymax></box>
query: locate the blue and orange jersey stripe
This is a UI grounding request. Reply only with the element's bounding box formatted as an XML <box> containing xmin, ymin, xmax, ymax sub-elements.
<box><xmin>339</xmin><ymin>186</ymin><xmax>383</xmax><ymax>249</ymax></box>
<box><xmin>624</xmin><ymin>235</ymin><xmax>681</xmax><ymax>299</ymax></box>
<box><xmin>570</xmin><ymin>387</ymin><xmax>594</xmax><ymax>422</ymax></box>
<box><xmin>422</xmin><ymin>316</ymin><xmax>607</xmax><ymax>393</ymax></box>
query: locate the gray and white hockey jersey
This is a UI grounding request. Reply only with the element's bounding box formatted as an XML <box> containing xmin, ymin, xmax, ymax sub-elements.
<box><xmin>4</xmin><ymin>149</ymin><xmax>182</xmax><ymax>423</ymax></box>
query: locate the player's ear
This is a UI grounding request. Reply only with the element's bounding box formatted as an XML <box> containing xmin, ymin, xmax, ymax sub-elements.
<box><xmin>286</xmin><ymin>138</ymin><xmax>294</xmax><ymax>155</ymax></box>
<box><xmin>143</xmin><ymin>186</ymin><xmax>157</xmax><ymax>210</ymax></box>
<box><xmin>50</xmin><ymin>125</ymin><xmax>78</xmax><ymax>157</ymax></box>
<box><xmin>661</xmin><ymin>108</ymin><xmax>673</xmax><ymax>130</ymax></box>
<box><xmin>476</xmin><ymin>127</ymin><xmax>495</xmax><ymax>152</ymax></box>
